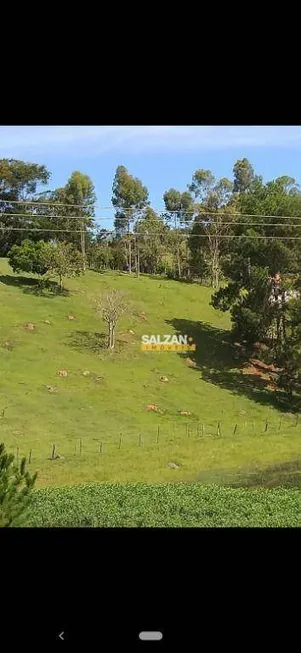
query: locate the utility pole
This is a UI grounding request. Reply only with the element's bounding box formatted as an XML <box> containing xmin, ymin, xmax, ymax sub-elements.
<box><xmin>79</xmin><ymin>207</ymin><xmax>86</xmax><ymax>273</ymax></box>
<box><xmin>136</xmin><ymin>234</ymin><xmax>140</xmax><ymax>278</ymax></box>
<box><xmin>127</xmin><ymin>220</ymin><xmax>132</xmax><ymax>274</ymax></box>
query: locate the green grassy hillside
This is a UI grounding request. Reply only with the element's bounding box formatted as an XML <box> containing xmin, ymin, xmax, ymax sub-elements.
<box><xmin>1</xmin><ymin>258</ymin><xmax>300</xmax><ymax>488</ymax></box>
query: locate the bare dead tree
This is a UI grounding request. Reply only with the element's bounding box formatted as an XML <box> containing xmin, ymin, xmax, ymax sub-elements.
<box><xmin>94</xmin><ymin>289</ymin><xmax>128</xmax><ymax>350</ymax></box>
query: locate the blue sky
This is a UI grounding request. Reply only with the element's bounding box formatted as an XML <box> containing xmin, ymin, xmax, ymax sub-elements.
<box><xmin>1</xmin><ymin>126</ymin><xmax>301</xmax><ymax>229</ymax></box>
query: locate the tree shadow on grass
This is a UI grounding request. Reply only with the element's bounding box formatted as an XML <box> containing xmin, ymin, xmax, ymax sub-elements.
<box><xmin>195</xmin><ymin>458</ymin><xmax>301</xmax><ymax>488</ymax></box>
<box><xmin>67</xmin><ymin>330</ymin><xmax>129</xmax><ymax>355</ymax></box>
<box><xmin>166</xmin><ymin>318</ymin><xmax>300</xmax><ymax>413</ymax></box>
<box><xmin>67</xmin><ymin>330</ymin><xmax>108</xmax><ymax>353</ymax></box>
<box><xmin>0</xmin><ymin>274</ymin><xmax>69</xmax><ymax>297</ymax></box>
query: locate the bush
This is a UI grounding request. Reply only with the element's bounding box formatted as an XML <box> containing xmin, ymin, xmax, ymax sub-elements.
<box><xmin>8</xmin><ymin>239</ymin><xmax>49</xmax><ymax>276</ymax></box>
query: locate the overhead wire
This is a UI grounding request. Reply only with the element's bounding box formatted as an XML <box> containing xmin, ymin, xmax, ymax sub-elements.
<box><xmin>2</xmin><ymin>197</ymin><xmax>301</xmax><ymax>221</ymax></box>
<box><xmin>1</xmin><ymin>213</ymin><xmax>301</xmax><ymax>230</ymax></box>
<box><xmin>1</xmin><ymin>226</ymin><xmax>301</xmax><ymax>240</ymax></box>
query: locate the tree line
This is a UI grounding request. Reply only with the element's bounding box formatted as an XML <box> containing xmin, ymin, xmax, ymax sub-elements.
<box><xmin>2</xmin><ymin>157</ymin><xmax>301</xmax><ymax>396</ymax></box>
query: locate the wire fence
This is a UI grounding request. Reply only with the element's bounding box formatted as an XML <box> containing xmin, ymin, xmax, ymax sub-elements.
<box><xmin>4</xmin><ymin>415</ymin><xmax>300</xmax><ymax>467</ymax></box>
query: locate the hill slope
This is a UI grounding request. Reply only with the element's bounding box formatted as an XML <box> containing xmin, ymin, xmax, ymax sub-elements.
<box><xmin>1</xmin><ymin>258</ymin><xmax>300</xmax><ymax>487</ymax></box>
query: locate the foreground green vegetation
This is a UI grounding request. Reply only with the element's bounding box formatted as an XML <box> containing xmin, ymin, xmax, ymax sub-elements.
<box><xmin>25</xmin><ymin>483</ymin><xmax>301</xmax><ymax>527</ymax></box>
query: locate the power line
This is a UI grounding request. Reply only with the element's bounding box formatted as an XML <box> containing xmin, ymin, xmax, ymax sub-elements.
<box><xmin>1</xmin><ymin>213</ymin><xmax>301</xmax><ymax>230</ymax></box>
<box><xmin>0</xmin><ymin>212</ymin><xmax>96</xmax><ymax>221</ymax></box>
<box><xmin>0</xmin><ymin>227</ymin><xmax>85</xmax><ymax>233</ymax></box>
<box><xmin>2</xmin><ymin>197</ymin><xmax>301</xmax><ymax>221</ymax></box>
<box><xmin>0</xmin><ymin>198</ymin><xmax>93</xmax><ymax>209</ymax></box>
<box><xmin>2</xmin><ymin>226</ymin><xmax>301</xmax><ymax>240</ymax></box>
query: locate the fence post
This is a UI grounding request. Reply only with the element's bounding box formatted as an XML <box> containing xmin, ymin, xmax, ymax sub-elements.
<box><xmin>51</xmin><ymin>443</ymin><xmax>56</xmax><ymax>460</ymax></box>
<box><xmin>99</xmin><ymin>441</ymin><xmax>103</xmax><ymax>454</ymax></box>
<box><xmin>156</xmin><ymin>426</ymin><xmax>160</xmax><ymax>444</ymax></box>
<box><xmin>233</xmin><ymin>424</ymin><xmax>237</xmax><ymax>435</ymax></box>
<box><xmin>264</xmin><ymin>419</ymin><xmax>268</xmax><ymax>433</ymax></box>
<box><xmin>217</xmin><ymin>422</ymin><xmax>221</xmax><ymax>437</ymax></box>
<box><xmin>295</xmin><ymin>415</ymin><xmax>299</xmax><ymax>427</ymax></box>
<box><xmin>278</xmin><ymin>419</ymin><xmax>282</xmax><ymax>431</ymax></box>
<box><xmin>28</xmin><ymin>449</ymin><xmax>32</xmax><ymax>464</ymax></box>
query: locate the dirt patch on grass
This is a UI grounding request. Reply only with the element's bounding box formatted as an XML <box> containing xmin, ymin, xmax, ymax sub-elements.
<box><xmin>242</xmin><ymin>357</ymin><xmax>282</xmax><ymax>390</ymax></box>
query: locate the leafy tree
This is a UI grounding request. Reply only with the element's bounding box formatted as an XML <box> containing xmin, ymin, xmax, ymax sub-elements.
<box><xmin>212</xmin><ymin>171</ymin><xmax>301</xmax><ymax>346</ymax></box>
<box><xmin>112</xmin><ymin>166</ymin><xmax>149</xmax><ymax>273</ymax></box>
<box><xmin>36</xmin><ymin>171</ymin><xmax>96</xmax><ymax>268</ymax></box>
<box><xmin>188</xmin><ymin>170</ymin><xmax>235</xmax><ymax>287</ymax></box>
<box><xmin>87</xmin><ymin>243</ymin><xmax>113</xmax><ymax>271</ymax></box>
<box><xmin>163</xmin><ymin>188</ymin><xmax>194</xmax><ymax>225</ymax></box>
<box><xmin>94</xmin><ymin>289</ymin><xmax>128</xmax><ymax>349</ymax></box>
<box><xmin>63</xmin><ymin>171</ymin><xmax>96</xmax><ymax>268</ymax></box>
<box><xmin>188</xmin><ymin>169</ymin><xmax>216</xmax><ymax>201</ymax></box>
<box><xmin>0</xmin><ymin>159</ymin><xmax>50</xmax><ymax>255</ymax></box>
<box><xmin>276</xmin><ymin>298</ymin><xmax>301</xmax><ymax>397</ymax></box>
<box><xmin>8</xmin><ymin>239</ymin><xmax>49</xmax><ymax>276</ymax></box>
<box><xmin>233</xmin><ymin>158</ymin><xmax>255</xmax><ymax>194</ymax></box>
<box><xmin>134</xmin><ymin>208</ymin><xmax>167</xmax><ymax>275</ymax></box>
<box><xmin>164</xmin><ymin>228</ymin><xmax>190</xmax><ymax>278</ymax></box>
<box><xmin>43</xmin><ymin>241</ymin><xmax>84</xmax><ymax>291</ymax></box>
<box><xmin>34</xmin><ymin>171</ymin><xmax>96</xmax><ymax>270</ymax></box>
<box><xmin>0</xmin><ymin>442</ymin><xmax>37</xmax><ymax>527</ymax></box>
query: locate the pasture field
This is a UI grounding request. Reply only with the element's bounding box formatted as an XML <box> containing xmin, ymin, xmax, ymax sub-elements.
<box><xmin>1</xmin><ymin>257</ymin><xmax>301</xmax><ymax>491</ymax></box>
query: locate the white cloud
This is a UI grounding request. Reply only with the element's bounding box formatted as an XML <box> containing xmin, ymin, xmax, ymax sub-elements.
<box><xmin>0</xmin><ymin>125</ymin><xmax>301</xmax><ymax>156</ymax></box>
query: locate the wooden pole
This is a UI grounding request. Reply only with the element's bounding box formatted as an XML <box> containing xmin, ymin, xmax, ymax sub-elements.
<box><xmin>28</xmin><ymin>449</ymin><xmax>32</xmax><ymax>464</ymax></box>
<box><xmin>51</xmin><ymin>443</ymin><xmax>56</xmax><ymax>460</ymax></box>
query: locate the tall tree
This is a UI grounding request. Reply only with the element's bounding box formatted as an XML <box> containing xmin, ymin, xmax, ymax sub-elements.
<box><xmin>188</xmin><ymin>170</ymin><xmax>235</xmax><ymax>287</ymax></box>
<box><xmin>212</xmin><ymin>172</ymin><xmax>301</xmax><ymax>346</ymax></box>
<box><xmin>0</xmin><ymin>159</ymin><xmax>50</xmax><ymax>255</ymax></box>
<box><xmin>233</xmin><ymin>158</ymin><xmax>255</xmax><ymax>194</ymax></box>
<box><xmin>10</xmin><ymin>170</ymin><xmax>97</xmax><ymax>261</ymax></box>
<box><xmin>134</xmin><ymin>208</ymin><xmax>167</xmax><ymax>275</ymax></box>
<box><xmin>112</xmin><ymin>166</ymin><xmax>149</xmax><ymax>273</ymax></box>
<box><xmin>61</xmin><ymin>171</ymin><xmax>96</xmax><ymax>270</ymax></box>
<box><xmin>163</xmin><ymin>188</ymin><xmax>194</xmax><ymax>225</ymax></box>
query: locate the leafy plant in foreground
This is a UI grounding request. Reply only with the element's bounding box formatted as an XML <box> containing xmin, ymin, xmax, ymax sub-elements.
<box><xmin>0</xmin><ymin>443</ymin><xmax>37</xmax><ymax>527</ymax></box>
